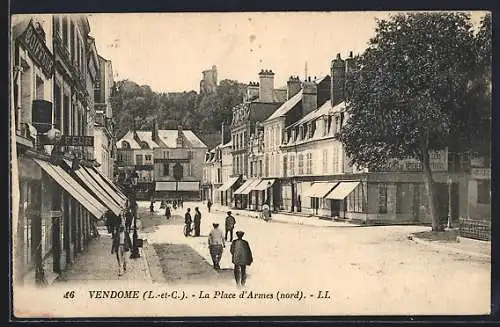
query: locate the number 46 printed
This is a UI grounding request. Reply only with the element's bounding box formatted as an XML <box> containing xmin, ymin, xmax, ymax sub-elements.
<box><xmin>63</xmin><ymin>291</ymin><xmax>75</xmax><ymax>299</ymax></box>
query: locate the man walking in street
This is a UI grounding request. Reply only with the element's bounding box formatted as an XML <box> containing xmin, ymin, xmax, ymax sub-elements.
<box><xmin>207</xmin><ymin>200</ymin><xmax>212</xmax><ymax>213</ymax></box>
<box><xmin>225</xmin><ymin>211</ymin><xmax>236</xmax><ymax>242</ymax></box>
<box><xmin>184</xmin><ymin>208</ymin><xmax>193</xmax><ymax>236</ymax></box>
<box><xmin>193</xmin><ymin>207</ymin><xmax>202</xmax><ymax>237</ymax></box>
<box><xmin>208</xmin><ymin>223</ymin><xmax>225</xmax><ymax>270</ymax></box>
<box><xmin>230</xmin><ymin>231</ymin><xmax>253</xmax><ymax>287</ymax></box>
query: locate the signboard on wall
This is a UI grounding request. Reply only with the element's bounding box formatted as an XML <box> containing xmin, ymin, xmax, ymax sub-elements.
<box><xmin>471</xmin><ymin>168</ymin><xmax>490</xmax><ymax>180</ymax></box>
<box><xmin>59</xmin><ymin>135</ymin><xmax>94</xmax><ymax>146</ymax></box>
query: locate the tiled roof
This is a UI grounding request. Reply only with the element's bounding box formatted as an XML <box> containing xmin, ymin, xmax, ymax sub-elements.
<box><xmin>116</xmin><ymin>130</ymin><xmax>141</xmax><ymax>149</ymax></box>
<box><xmin>117</xmin><ymin>129</ymin><xmax>207</xmax><ymax>149</ymax></box>
<box><xmin>265</xmin><ymin>90</ymin><xmax>303</xmax><ymax>122</ymax></box>
<box><xmin>157</xmin><ymin>130</ymin><xmax>207</xmax><ymax>148</ymax></box>
<box><xmin>135</xmin><ymin>131</ymin><xmax>160</xmax><ymax>148</ymax></box>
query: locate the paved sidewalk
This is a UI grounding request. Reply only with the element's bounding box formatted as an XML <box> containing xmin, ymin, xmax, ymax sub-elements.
<box><xmin>211</xmin><ymin>204</ymin><xmax>361</xmax><ymax>227</ymax></box>
<box><xmin>409</xmin><ymin>232</ymin><xmax>491</xmax><ymax>260</ymax></box>
<box><xmin>56</xmin><ymin>227</ymin><xmax>153</xmax><ymax>284</ymax></box>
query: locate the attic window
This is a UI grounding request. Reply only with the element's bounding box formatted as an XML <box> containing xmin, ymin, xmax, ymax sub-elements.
<box><xmin>121</xmin><ymin>141</ymin><xmax>131</xmax><ymax>149</ymax></box>
<box><xmin>140</xmin><ymin>141</ymin><xmax>149</xmax><ymax>149</ymax></box>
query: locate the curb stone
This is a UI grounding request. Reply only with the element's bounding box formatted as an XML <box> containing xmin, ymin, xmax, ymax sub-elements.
<box><xmin>142</xmin><ymin>239</ymin><xmax>167</xmax><ymax>284</ymax></box>
<box><xmin>408</xmin><ymin>234</ymin><xmax>491</xmax><ymax>260</ymax></box>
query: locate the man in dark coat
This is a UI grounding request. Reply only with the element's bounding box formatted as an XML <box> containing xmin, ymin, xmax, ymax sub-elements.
<box><xmin>225</xmin><ymin>211</ymin><xmax>236</xmax><ymax>242</ymax></box>
<box><xmin>184</xmin><ymin>208</ymin><xmax>192</xmax><ymax>236</ymax></box>
<box><xmin>207</xmin><ymin>200</ymin><xmax>212</xmax><ymax>213</ymax></box>
<box><xmin>230</xmin><ymin>231</ymin><xmax>253</xmax><ymax>287</ymax></box>
<box><xmin>165</xmin><ymin>205</ymin><xmax>171</xmax><ymax>220</ymax></box>
<box><xmin>193</xmin><ymin>207</ymin><xmax>201</xmax><ymax>237</ymax></box>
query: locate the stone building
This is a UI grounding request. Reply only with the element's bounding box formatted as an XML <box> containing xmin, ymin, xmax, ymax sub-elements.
<box><xmin>93</xmin><ymin>54</ymin><xmax>115</xmax><ymax>179</ymax></box>
<box><xmin>231</xmin><ymin>69</ymin><xmax>287</xmax><ymax>209</ymax></box>
<box><xmin>116</xmin><ymin>122</ymin><xmax>207</xmax><ymax>201</ymax></box>
<box><xmin>11</xmin><ymin>14</ymin><xmax>127</xmax><ymax>286</ymax></box>
<box><xmin>200</xmin><ymin>65</ymin><xmax>218</xmax><ymax>94</ymax></box>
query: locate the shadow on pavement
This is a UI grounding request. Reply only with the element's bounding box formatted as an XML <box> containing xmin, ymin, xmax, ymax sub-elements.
<box><xmin>153</xmin><ymin>243</ymin><xmax>234</xmax><ymax>285</ymax></box>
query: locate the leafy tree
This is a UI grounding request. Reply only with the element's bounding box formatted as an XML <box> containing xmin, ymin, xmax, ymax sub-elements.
<box><xmin>340</xmin><ymin>12</ymin><xmax>489</xmax><ymax>231</ymax></box>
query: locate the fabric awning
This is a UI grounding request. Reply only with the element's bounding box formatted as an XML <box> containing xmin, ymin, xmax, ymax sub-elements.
<box><xmin>84</xmin><ymin>166</ymin><xmax>127</xmax><ymax>208</ymax></box>
<box><xmin>33</xmin><ymin>159</ymin><xmax>107</xmax><ymax>219</ymax></box>
<box><xmin>91</xmin><ymin>167</ymin><xmax>128</xmax><ymax>201</ymax></box>
<box><xmin>233</xmin><ymin>179</ymin><xmax>254</xmax><ymax>195</ymax></box>
<box><xmin>253</xmin><ymin>179</ymin><xmax>276</xmax><ymax>191</ymax></box>
<box><xmin>74</xmin><ymin>167</ymin><xmax>123</xmax><ymax>215</ymax></box>
<box><xmin>156</xmin><ymin>181</ymin><xmax>177</xmax><ymax>191</ymax></box>
<box><xmin>239</xmin><ymin>179</ymin><xmax>262</xmax><ymax>195</ymax></box>
<box><xmin>325</xmin><ymin>182</ymin><xmax>360</xmax><ymax>200</ymax></box>
<box><xmin>303</xmin><ymin>182</ymin><xmax>339</xmax><ymax>198</ymax></box>
<box><xmin>218</xmin><ymin>176</ymin><xmax>240</xmax><ymax>191</ymax></box>
<box><xmin>177</xmin><ymin>181</ymin><xmax>200</xmax><ymax>191</ymax></box>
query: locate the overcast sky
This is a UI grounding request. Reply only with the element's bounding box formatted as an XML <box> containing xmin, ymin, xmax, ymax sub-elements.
<box><xmin>86</xmin><ymin>11</ymin><xmax>487</xmax><ymax>93</ymax></box>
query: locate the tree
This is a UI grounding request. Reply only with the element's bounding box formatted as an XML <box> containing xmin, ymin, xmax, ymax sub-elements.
<box><xmin>340</xmin><ymin>12</ymin><xmax>487</xmax><ymax>231</ymax></box>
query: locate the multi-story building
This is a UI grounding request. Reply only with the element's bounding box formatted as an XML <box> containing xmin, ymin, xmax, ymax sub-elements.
<box><xmin>259</xmin><ymin>75</ymin><xmax>331</xmax><ymax>211</ymax></box>
<box><xmin>93</xmin><ymin>55</ymin><xmax>115</xmax><ymax>179</ymax></box>
<box><xmin>11</xmin><ymin>14</ymin><xmax>127</xmax><ymax>286</ymax></box>
<box><xmin>231</xmin><ymin>69</ymin><xmax>286</xmax><ymax>208</ymax></box>
<box><xmin>115</xmin><ymin>127</ymin><xmax>156</xmax><ymax>199</ymax></box>
<box><xmin>117</xmin><ymin>122</ymin><xmax>208</xmax><ymax>200</ymax></box>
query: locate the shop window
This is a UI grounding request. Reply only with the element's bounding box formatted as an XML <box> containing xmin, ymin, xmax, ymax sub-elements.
<box><xmin>378</xmin><ymin>183</ymin><xmax>388</xmax><ymax>214</ymax></box>
<box><xmin>477</xmin><ymin>180</ymin><xmax>490</xmax><ymax>204</ymax></box>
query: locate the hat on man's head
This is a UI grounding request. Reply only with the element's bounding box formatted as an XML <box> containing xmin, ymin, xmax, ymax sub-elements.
<box><xmin>213</xmin><ymin>223</ymin><xmax>219</xmax><ymax>227</ymax></box>
<box><xmin>236</xmin><ymin>231</ymin><xmax>245</xmax><ymax>238</ymax></box>
<box><xmin>227</xmin><ymin>211</ymin><xmax>232</xmax><ymax>215</ymax></box>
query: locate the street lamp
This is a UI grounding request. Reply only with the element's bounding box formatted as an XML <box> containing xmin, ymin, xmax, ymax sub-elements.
<box><xmin>129</xmin><ymin>171</ymin><xmax>141</xmax><ymax>259</ymax></box>
<box><xmin>447</xmin><ymin>176</ymin><xmax>453</xmax><ymax>229</ymax></box>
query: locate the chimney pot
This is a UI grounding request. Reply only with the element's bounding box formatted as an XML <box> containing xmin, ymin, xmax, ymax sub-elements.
<box><xmin>337</xmin><ymin>53</ymin><xmax>341</xmax><ymax>59</ymax></box>
<box><xmin>349</xmin><ymin>51</ymin><xmax>353</xmax><ymax>58</ymax></box>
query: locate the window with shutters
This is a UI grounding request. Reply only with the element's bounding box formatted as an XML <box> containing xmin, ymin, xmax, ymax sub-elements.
<box><xmin>289</xmin><ymin>154</ymin><xmax>295</xmax><ymax>176</ymax></box>
<box><xmin>298</xmin><ymin>154</ymin><xmax>304</xmax><ymax>175</ymax></box>
<box><xmin>306</xmin><ymin>153</ymin><xmax>312</xmax><ymax>174</ymax></box>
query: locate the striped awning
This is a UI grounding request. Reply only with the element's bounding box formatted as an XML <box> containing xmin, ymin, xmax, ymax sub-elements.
<box><xmin>303</xmin><ymin>182</ymin><xmax>339</xmax><ymax>198</ymax></box>
<box><xmin>33</xmin><ymin>159</ymin><xmax>107</xmax><ymax>219</ymax></box>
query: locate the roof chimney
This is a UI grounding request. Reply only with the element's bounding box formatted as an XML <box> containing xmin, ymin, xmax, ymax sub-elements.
<box><xmin>246</xmin><ymin>81</ymin><xmax>260</xmax><ymax>101</ymax></box>
<box><xmin>152</xmin><ymin>119</ymin><xmax>159</xmax><ymax>142</ymax></box>
<box><xmin>302</xmin><ymin>79</ymin><xmax>317</xmax><ymax>115</ymax></box>
<box><xmin>286</xmin><ymin>76</ymin><xmax>301</xmax><ymax>100</ymax></box>
<box><xmin>258</xmin><ymin>69</ymin><xmax>275</xmax><ymax>103</ymax></box>
<box><xmin>331</xmin><ymin>53</ymin><xmax>346</xmax><ymax>107</ymax></box>
<box><xmin>176</xmin><ymin>124</ymin><xmax>184</xmax><ymax>147</ymax></box>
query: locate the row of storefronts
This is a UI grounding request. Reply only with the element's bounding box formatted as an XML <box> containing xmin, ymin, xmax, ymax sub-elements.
<box><xmin>11</xmin><ymin>14</ymin><xmax>122</xmax><ymax>286</ymax></box>
<box><xmin>203</xmin><ymin>54</ymin><xmax>490</xmax><ymax>226</ymax></box>
<box><xmin>15</xmin><ymin>150</ymin><xmax>128</xmax><ymax>286</ymax></box>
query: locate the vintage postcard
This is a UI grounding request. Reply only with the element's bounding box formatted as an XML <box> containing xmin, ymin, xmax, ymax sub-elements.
<box><xmin>10</xmin><ymin>11</ymin><xmax>491</xmax><ymax>318</ymax></box>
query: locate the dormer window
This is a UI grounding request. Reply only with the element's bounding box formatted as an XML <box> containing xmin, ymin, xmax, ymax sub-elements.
<box><xmin>121</xmin><ymin>140</ymin><xmax>131</xmax><ymax>149</ymax></box>
<box><xmin>140</xmin><ymin>141</ymin><xmax>149</xmax><ymax>149</ymax></box>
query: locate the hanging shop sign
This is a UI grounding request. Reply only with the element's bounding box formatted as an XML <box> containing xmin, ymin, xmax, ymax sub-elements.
<box><xmin>59</xmin><ymin>135</ymin><xmax>94</xmax><ymax>146</ymax></box>
<box><xmin>18</xmin><ymin>20</ymin><xmax>54</xmax><ymax>78</ymax></box>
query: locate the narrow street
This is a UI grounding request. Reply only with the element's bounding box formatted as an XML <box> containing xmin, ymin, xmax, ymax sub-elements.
<box><xmin>140</xmin><ymin>201</ymin><xmax>490</xmax><ymax>315</ymax></box>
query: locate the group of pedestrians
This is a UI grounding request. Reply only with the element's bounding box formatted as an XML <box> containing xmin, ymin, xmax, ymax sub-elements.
<box><xmin>105</xmin><ymin>200</ymin><xmax>136</xmax><ymax>276</ymax></box>
<box><xmin>207</xmin><ymin>211</ymin><xmax>253</xmax><ymax>288</ymax></box>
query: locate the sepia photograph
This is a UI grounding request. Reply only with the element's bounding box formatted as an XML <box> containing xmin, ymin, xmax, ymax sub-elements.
<box><xmin>9</xmin><ymin>10</ymin><xmax>492</xmax><ymax>318</ymax></box>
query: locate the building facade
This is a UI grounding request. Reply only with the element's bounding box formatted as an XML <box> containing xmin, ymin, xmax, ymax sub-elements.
<box><xmin>11</xmin><ymin>14</ymin><xmax>127</xmax><ymax>287</ymax></box>
<box><xmin>231</xmin><ymin>69</ymin><xmax>286</xmax><ymax>209</ymax></box>
<box><xmin>93</xmin><ymin>55</ymin><xmax>115</xmax><ymax>179</ymax></box>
